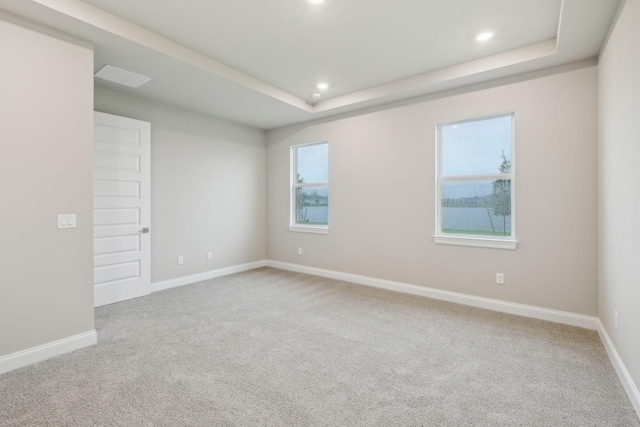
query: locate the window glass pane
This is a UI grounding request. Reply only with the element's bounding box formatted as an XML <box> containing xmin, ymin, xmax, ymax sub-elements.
<box><xmin>295</xmin><ymin>186</ymin><xmax>328</xmax><ymax>225</ymax></box>
<box><xmin>296</xmin><ymin>143</ymin><xmax>328</xmax><ymax>183</ymax></box>
<box><xmin>441</xmin><ymin>115</ymin><xmax>511</xmax><ymax>177</ymax></box>
<box><xmin>441</xmin><ymin>179</ymin><xmax>511</xmax><ymax>236</ymax></box>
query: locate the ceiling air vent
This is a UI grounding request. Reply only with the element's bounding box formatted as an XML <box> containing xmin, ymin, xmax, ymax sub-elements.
<box><xmin>95</xmin><ymin>65</ymin><xmax>151</xmax><ymax>88</ymax></box>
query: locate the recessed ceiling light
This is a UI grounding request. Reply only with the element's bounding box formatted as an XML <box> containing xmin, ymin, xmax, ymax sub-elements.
<box><xmin>475</xmin><ymin>32</ymin><xmax>494</xmax><ymax>42</ymax></box>
<box><xmin>312</xmin><ymin>92</ymin><xmax>322</xmax><ymax>99</ymax></box>
<box><xmin>317</xmin><ymin>82</ymin><xmax>329</xmax><ymax>90</ymax></box>
<box><xmin>308</xmin><ymin>0</ymin><xmax>325</xmax><ymax>4</ymax></box>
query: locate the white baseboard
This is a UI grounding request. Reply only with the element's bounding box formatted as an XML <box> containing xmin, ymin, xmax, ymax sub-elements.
<box><xmin>151</xmin><ymin>260</ymin><xmax>267</xmax><ymax>293</ymax></box>
<box><xmin>0</xmin><ymin>330</ymin><xmax>97</xmax><ymax>375</ymax></box>
<box><xmin>266</xmin><ymin>260</ymin><xmax>599</xmax><ymax>330</ymax></box>
<box><xmin>597</xmin><ymin>321</ymin><xmax>640</xmax><ymax>418</ymax></box>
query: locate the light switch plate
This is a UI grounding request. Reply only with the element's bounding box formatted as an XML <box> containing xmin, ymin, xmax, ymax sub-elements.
<box><xmin>58</xmin><ymin>214</ymin><xmax>77</xmax><ymax>229</ymax></box>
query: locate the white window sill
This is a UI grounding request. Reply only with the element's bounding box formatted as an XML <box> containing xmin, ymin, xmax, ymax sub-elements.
<box><xmin>433</xmin><ymin>235</ymin><xmax>518</xmax><ymax>250</ymax></box>
<box><xmin>289</xmin><ymin>225</ymin><xmax>329</xmax><ymax>235</ymax></box>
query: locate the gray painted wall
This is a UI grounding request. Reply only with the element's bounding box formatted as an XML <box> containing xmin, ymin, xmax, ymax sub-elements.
<box><xmin>598</xmin><ymin>0</ymin><xmax>640</xmax><ymax>401</ymax></box>
<box><xmin>94</xmin><ymin>87</ymin><xmax>267</xmax><ymax>283</ymax></box>
<box><xmin>0</xmin><ymin>15</ymin><xmax>95</xmax><ymax>357</ymax></box>
<box><xmin>267</xmin><ymin>66</ymin><xmax>598</xmax><ymax>316</ymax></box>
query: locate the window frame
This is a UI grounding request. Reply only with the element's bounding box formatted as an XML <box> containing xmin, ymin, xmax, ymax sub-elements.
<box><xmin>289</xmin><ymin>141</ymin><xmax>329</xmax><ymax>234</ymax></box>
<box><xmin>434</xmin><ymin>113</ymin><xmax>518</xmax><ymax>250</ymax></box>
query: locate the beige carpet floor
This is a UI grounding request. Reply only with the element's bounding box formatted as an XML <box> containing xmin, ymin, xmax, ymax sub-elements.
<box><xmin>1</xmin><ymin>267</ymin><xmax>638</xmax><ymax>426</ymax></box>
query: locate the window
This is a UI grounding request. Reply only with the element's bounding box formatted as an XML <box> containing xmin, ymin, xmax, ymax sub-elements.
<box><xmin>290</xmin><ymin>141</ymin><xmax>329</xmax><ymax>234</ymax></box>
<box><xmin>434</xmin><ymin>114</ymin><xmax>517</xmax><ymax>249</ymax></box>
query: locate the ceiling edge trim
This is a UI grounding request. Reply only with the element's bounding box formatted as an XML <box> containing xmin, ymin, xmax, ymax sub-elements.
<box><xmin>31</xmin><ymin>0</ymin><xmax>313</xmax><ymax>112</ymax></box>
<box><xmin>598</xmin><ymin>0</ymin><xmax>626</xmax><ymax>59</ymax></box>
<box><xmin>0</xmin><ymin>8</ymin><xmax>93</xmax><ymax>50</ymax></box>
<box><xmin>312</xmin><ymin>39</ymin><xmax>558</xmax><ymax>114</ymax></box>
<box><xmin>267</xmin><ymin>57</ymin><xmax>597</xmax><ymax>132</ymax></box>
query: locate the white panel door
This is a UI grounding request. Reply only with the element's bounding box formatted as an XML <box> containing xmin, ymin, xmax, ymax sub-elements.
<box><xmin>93</xmin><ymin>111</ymin><xmax>151</xmax><ymax>307</ymax></box>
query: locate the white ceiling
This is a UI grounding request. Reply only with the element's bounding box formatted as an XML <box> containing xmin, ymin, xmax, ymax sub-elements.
<box><xmin>0</xmin><ymin>0</ymin><xmax>622</xmax><ymax>129</ymax></box>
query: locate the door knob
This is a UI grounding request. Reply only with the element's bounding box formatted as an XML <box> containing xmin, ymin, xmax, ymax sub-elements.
<box><xmin>140</xmin><ymin>227</ymin><xmax>150</xmax><ymax>233</ymax></box>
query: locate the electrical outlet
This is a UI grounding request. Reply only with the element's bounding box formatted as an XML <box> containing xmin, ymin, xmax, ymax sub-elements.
<box><xmin>177</xmin><ymin>256</ymin><xmax>184</xmax><ymax>265</ymax></box>
<box><xmin>207</xmin><ymin>251</ymin><xmax>213</xmax><ymax>260</ymax></box>
<box><xmin>298</xmin><ymin>247</ymin><xmax>302</xmax><ymax>255</ymax></box>
<box><xmin>496</xmin><ymin>273</ymin><xmax>504</xmax><ymax>285</ymax></box>
<box><xmin>614</xmin><ymin>310</ymin><xmax>618</xmax><ymax>329</ymax></box>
